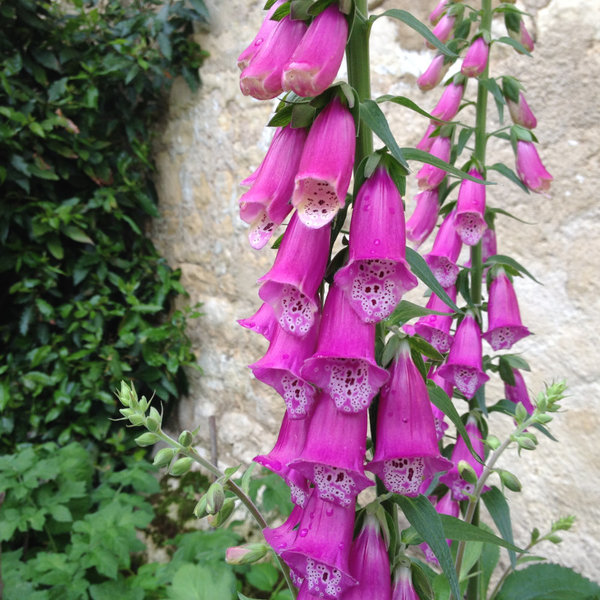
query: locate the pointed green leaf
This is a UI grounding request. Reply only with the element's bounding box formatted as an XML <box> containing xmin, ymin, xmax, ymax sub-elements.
<box><xmin>385</xmin><ymin>300</ymin><xmax>454</xmax><ymax>327</ymax></box>
<box><xmin>482</xmin><ymin>486</ymin><xmax>517</xmax><ymax>567</ymax></box>
<box><xmin>376</xmin><ymin>94</ymin><xmax>438</xmax><ymax>120</ymax></box>
<box><xmin>63</xmin><ymin>226</ymin><xmax>94</xmax><ymax>245</ymax></box>
<box><xmin>439</xmin><ymin>515</ymin><xmax>524</xmax><ymax>552</ymax></box>
<box><xmin>402</xmin><ymin>148</ymin><xmax>492</xmax><ymax>184</ymax></box>
<box><xmin>488</xmin><ymin>162</ymin><xmax>530</xmax><ymax>193</ymax></box>
<box><xmin>409</xmin><ymin>335</ymin><xmax>444</xmax><ymax>362</ymax></box>
<box><xmin>496</xmin><ymin>36</ymin><xmax>532</xmax><ymax>57</ymax></box>
<box><xmin>484</xmin><ymin>254</ymin><xmax>540</xmax><ymax>284</ymax></box>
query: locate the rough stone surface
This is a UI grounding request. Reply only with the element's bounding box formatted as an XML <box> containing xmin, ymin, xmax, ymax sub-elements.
<box><xmin>152</xmin><ymin>0</ymin><xmax>600</xmax><ymax>582</ymax></box>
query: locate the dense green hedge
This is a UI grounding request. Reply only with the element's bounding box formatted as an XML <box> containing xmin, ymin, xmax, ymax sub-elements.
<box><xmin>0</xmin><ymin>0</ymin><xmax>208</xmax><ymax>452</ymax></box>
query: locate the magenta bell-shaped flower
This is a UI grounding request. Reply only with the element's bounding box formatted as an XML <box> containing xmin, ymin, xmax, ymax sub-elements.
<box><xmin>428</xmin><ymin>13</ymin><xmax>456</xmax><ymax>48</ymax></box>
<box><xmin>508</xmin><ymin>19</ymin><xmax>534</xmax><ymax>53</ymax></box>
<box><xmin>290</xmin><ymin>393</ymin><xmax>373</xmax><ymax>507</ymax></box>
<box><xmin>418</xmin><ymin>54</ymin><xmax>449</xmax><ymax>92</ymax></box>
<box><xmin>416</xmin><ymin>135</ymin><xmax>451</xmax><ymax>190</ymax></box>
<box><xmin>421</xmin><ymin>491</ymin><xmax>460</xmax><ymax>564</ymax></box>
<box><xmin>367</xmin><ymin>341</ymin><xmax>451</xmax><ymax>496</ymax></box>
<box><xmin>282</xmin><ymin>4</ymin><xmax>348</xmax><ymax>98</ymax></box>
<box><xmin>507</xmin><ymin>92</ymin><xmax>537</xmax><ymax>129</ymax></box>
<box><xmin>416</xmin><ymin>123</ymin><xmax>437</xmax><ymax>152</ymax></box>
<box><xmin>504</xmin><ymin>368</ymin><xmax>535</xmax><ymax>415</ymax></box>
<box><xmin>238</xmin><ymin>302</ymin><xmax>278</xmax><ymax>342</ymax></box>
<box><xmin>392</xmin><ymin>565</ymin><xmax>419</xmax><ymax>600</ymax></box>
<box><xmin>431</xmin><ymin>81</ymin><xmax>464</xmax><ymax>122</ymax></box>
<box><xmin>250</xmin><ymin>313</ymin><xmax>320</xmax><ymax>419</ymax></box>
<box><xmin>515</xmin><ymin>140</ymin><xmax>552</xmax><ymax>194</ymax></box>
<box><xmin>258</xmin><ymin>212</ymin><xmax>330</xmax><ymax>337</ymax></box>
<box><xmin>455</xmin><ymin>168</ymin><xmax>487</xmax><ymax>246</ymax></box>
<box><xmin>343</xmin><ymin>514</ymin><xmax>392</xmax><ymax>600</ymax></box>
<box><xmin>301</xmin><ymin>284</ymin><xmax>389</xmax><ymax>413</ymax></box>
<box><xmin>424</xmin><ymin>210</ymin><xmax>462</xmax><ymax>288</ymax></box>
<box><xmin>483</xmin><ymin>269</ymin><xmax>530</xmax><ymax>350</ymax></box>
<box><xmin>240</xmin><ymin>15</ymin><xmax>307</xmax><ymax>100</ymax></box>
<box><xmin>293</xmin><ymin>97</ymin><xmax>356</xmax><ymax>228</ymax></box>
<box><xmin>461</xmin><ymin>36</ymin><xmax>489</xmax><ymax>78</ymax></box>
<box><xmin>440</xmin><ymin>415</ymin><xmax>485</xmax><ymax>500</ymax></box>
<box><xmin>437</xmin><ymin>311</ymin><xmax>490</xmax><ymax>399</ymax></box>
<box><xmin>263</xmin><ymin>504</ymin><xmax>304</xmax><ymax>554</ymax></box>
<box><xmin>406</xmin><ymin>188</ymin><xmax>440</xmax><ymax>248</ymax></box>
<box><xmin>428</xmin><ymin>367</ymin><xmax>453</xmax><ymax>440</ymax></box>
<box><xmin>239</xmin><ymin>125</ymin><xmax>307</xmax><ymax>249</ymax></box>
<box><xmin>334</xmin><ymin>166</ymin><xmax>418</xmax><ymax>323</ymax></box>
<box><xmin>237</xmin><ymin>0</ymin><xmax>284</xmax><ymax>70</ymax></box>
<box><xmin>282</xmin><ymin>490</ymin><xmax>357</xmax><ymax>599</ymax></box>
<box><xmin>414</xmin><ymin>285</ymin><xmax>457</xmax><ymax>353</ymax></box>
<box><xmin>429</xmin><ymin>0</ymin><xmax>449</xmax><ymax>25</ymax></box>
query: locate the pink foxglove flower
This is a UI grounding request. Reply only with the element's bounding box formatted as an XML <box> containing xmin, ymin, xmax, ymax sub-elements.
<box><xmin>455</xmin><ymin>168</ymin><xmax>487</xmax><ymax>246</ymax></box>
<box><xmin>301</xmin><ymin>284</ymin><xmax>389</xmax><ymax>413</ymax></box>
<box><xmin>507</xmin><ymin>92</ymin><xmax>537</xmax><ymax>129</ymax></box>
<box><xmin>424</xmin><ymin>210</ymin><xmax>462</xmax><ymax>288</ymax></box>
<box><xmin>293</xmin><ymin>97</ymin><xmax>356</xmax><ymax>228</ymax></box>
<box><xmin>344</xmin><ymin>514</ymin><xmax>392</xmax><ymax>600</ymax></box>
<box><xmin>392</xmin><ymin>565</ymin><xmax>419</xmax><ymax>600</ymax></box>
<box><xmin>239</xmin><ymin>125</ymin><xmax>307</xmax><ymax>249</ymax></box>
<box><xmin>429</xmin><ymin>366</ymin><xmax>453</xmax><ymax>439</ymax></box>
<box><xmin>440</xmin><ymin>415</ymin><xmax>485</xmax><ymax>500</ymax></box>
<box><xmin>461</xmin><ymin>37</ymin><xmax>489</xmax><ymax>78</ymax></box>
<box><xmin>427</xmin><ymin>13</ymin><xmax>456</xmax><ymax>48</ymax></box>
<box><xmin>368</xmin><ymin>341</ymin><xmax>451</xmax><ymax>496</ymax></box>
<box><xmin>334</xmin><ymin>166</ymin><xmax>418</xmax><ymax>323</ymax></box>
<box><xmin>421</xmin><ymin>491</ymin><xmax>460</xmax><ymax>564</ymax></box>
<box><xmin>414</xmin><ymin>285</ymin><xmax>457</xmax><ymax>353</ymax></box>
<box><xmin>290</xmin><ymin>393</ymin><xmax>373</xmax><ymax>507</ymax></box>
<box><xmin>416</xmin><ymin>123</ymin><xmax>437</xmax><ymax>152</ymax></box>
<box><xmin>483</xmin><ymin>268</ymin><xmax>531</xmax><ymax>350</ymax></box>
<box><xmin>263</xmin><ymin>505</ymin><xmax>303</xmax><ymax>553</ymax></box>
<box><xmin>282</xmin><ymin>4</ymin><xmax>348</xmax><ymax>98</ymax></box>
<box><xmin>406</xmin><ymin>188</ymin><xmax>440</xmax><ymax>247</ymax></box>
<box><xmin>431</xmin><ymin>81</ymin><xmax>464</xmax><ymax>122</ymax></box>
<box><xmin>429</xmin><ymin>0</ymin><xmax>449</xmax><ymax>26</ymax></box>
<box><xmin>240</xmin><ymin>16</ymin><xmax>307</xmax><ymax>100</ymax></box>
<box><xmin>237</xmin><ymin>0</ymin><xmax>284</xmax><ymax>70</ymax></box>
<box><xmin>515</xmin><ymin>140</ymin><xmax>552</xmax><ymax>193</ymax></box>
<box><xmin>504</xmin><ymin>368</ymin><xmax>535</xmax><ymax>415</ymax></box>
<box><xmin>258</xmin><ymin>212</ymin><xmax>330</xmax><ymax>337</ymax></box>
<box><xmin>238</xmin><ymin>302</ymin><xmax>277</xmax><ymax>341</ymax></box>
<box><xmin>250</xmin><ymin>313</ymin><xmax>320</xmax><ymax>419</ymax></box>
<box><xmin>418</xmin><ymin>54</ymin><xmax>449</xmax><ymax>91</ymax></box>
<box><xmin>438</xmin><ymin>311</ymin><xmax>490</xmax><ymax>399</ymax></box>
<box><xmin>416</xmin><ymin>134</ymin><xmax>451</xmax><ymax>190</ymax></box>
<box><xmin>282</xmin><ymin>490</ymin><xmax>357</xmax><ymax>599</ymax></box>
<box><xmin>507</xmin><ymin>18</ymin><xmax>535</xmax><ymax>53</ymax></box>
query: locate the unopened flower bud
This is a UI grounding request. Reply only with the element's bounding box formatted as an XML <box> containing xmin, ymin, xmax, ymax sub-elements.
<box><xmin>119</xmin><ymin>408</ymin><xmax>135</xmax><ymax>418</ymax></box>
<box><xmin>499</xmin><ymin>469</ymin><xmax>522</xmax><ymax>492</ymax></box>
<box><xmin>225</xmin><ymin>543</ymin><xmax>269</xmax><ymax>565</ymax></box>
<box><xmin>119</xmin><ymin>381</ymin><xmax>132</xmax><ymax>406</ymax></box>
<box><xmin>547</xmin><ymin>534</ymin><xmax>562</xmax><ymax>544</ymax></box>
<box><xmin>515</xmin><ymin>401</ymin><xmax>528</xmax><ymax>424</ymax></box>
<box><xmin>458</xmin><ymin>460</ymin><xmax>479</xmax><ymax>484</ymax></box>
<box><xmin>535</xmin><ymin>413</ymin><xmax>553</xmax><ymax>424</ymax></box>
<box><xmin>178</xmin><ymin>430</ymin><xmax>193</xmax><ymax>447</ymax></box>
<box><xmin>139</xmin><ymin>395</ymin><xmax>149</xmax><ymax>412</ymax></box>
<box><xmin>129</xmin><ymin>413</ymin><xmax>146</xmax><ymax>427</ymax></box>
<box><xmin>193</xmin><ymin>495</ymin><xmax>208</xmax><ymax>519</ymax></box>
<box><xmin>135</xmin><ymin>432</ymin><xmax>160</xmax><ymax>447</ymax></box>
<box><xmin>514</xmin><ymin>435</ymin><xmax>536</xmax><ymax>451</ymax></box>
<box><xmin>153</xmin><ymin>447</ymin><xmax>177</xmax><ymax>468</ymax></box>
<box><xmin>206</xmin><ymin>482</ymin><xmax>226</xmax><ymax>514</ymax></box>
<box><xmin>170</xmin><ymin>456</ymin><xmax>193</xmax><ymax>476</ymax></box>
<box><xmin>209</xmin><ymin>497</ymin><xmax>236</xmax><ymax>527</ymax></box>
<box><xmin>486</xmin><ymin>435</ymin><xmax>501</xmax><ymax>450</ymax></box>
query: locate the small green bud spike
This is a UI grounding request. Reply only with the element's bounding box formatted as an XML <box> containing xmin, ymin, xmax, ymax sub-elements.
<box><xmin>139</xmin><ymin>395</ymin><xmax>149</xmax><ymax>413</ymax></box>
<box><xmin>193</xmin><ymin>495</ymin><xmax>208</xmax><ymax>519</ymax></box>
<box><xmin>209</xmin><ymin>497</ymin><xmax>235</xmax><ymax>527</ymax></box>
<box><xmin>129</xmin><ymin>414</ymin><xmax>146</xmax><ymax>427</ymax></box>
<box><xmin>135</xmin><ymin>432</ymin><xmax>160</xmax><ymax>447</ymax></box>
<box><xmin>146</xmin><ymin>416</ymin><xmax>160</xmax><ymax>432</ymax></box>
<box><xmin>458</xmin><ymin>460</ymin><xmax>479</xmax><ymax>484</ymax></box>
<box><xmin>546</xmin><ymin>534</ymin><xmax>562</xmax><ymax>544</ymax></box>
<box><xmin>552</xmin><ymin>515</ymin><xmax>576</xmax><ymax>531</ymax></box>
<box><xmin>515</xmin><ymin>401</ymin><xmax>528</xmax><ymax>424</ymax></box>
<box><xmin>119</xmin><ymin>381</ymin><xmax>132</xmax><ymax>407</ymax></box>
<box><xmin>178</xmin><ymin>430</ymin><xmax>193</xmax><ymax>447</ymax></box>
<box><xmin>153</xmin><ymin>447</ymin><xmax>177</xmax><ymax>467</ymax></box>
<box><xmin>499</xmin><ymin>469</ymin><xmax>522</xmax><ymax>492</ymax></box>
<box><xmin>514</xmin><ymin>435</ymin><xmax>536</xmax><ymax>451</ymax></box>
<box><xmin>206</xmin><ymin>482</ymin><xmax>226</xmax><ymax>514</ymax></box>
<box><xmin>486</xmin><ymin>435</ymin><xmax>501</xmax><ymax>450</ymax></box>
<box><xmin>170</xmin><ymin>456</ymin><xmax>193</xmax><ymax>476</ymax></box>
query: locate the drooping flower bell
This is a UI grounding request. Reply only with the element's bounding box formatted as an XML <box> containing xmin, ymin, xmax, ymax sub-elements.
<box><xmin>504</xmin><ymin>368</ymin><xmax>535</xmax><ymax>415</ymax></box>
<box><xmin>239</xmin><ymin>125</ymin><xmax>307</xmax><ymax>249</ymax></box>
<box><xmin>437</xmin><ymin>311</ymin><xmax>490</xmax><ymax>399</ymax></box>
<box><xmin>431</xmin><ymin>80</ymin><xmax>465</xmax><ymax>123</ymax></box>
<box><xmin>238</xmin><ymin>302</ymin><xmax>278</xmax><ymax>342</ymax></box>
<box><xmin>237</xmin><ymin>0</ymin><xmax>284</xmax><ymax>70</ymax></box>
<box><xmin>282</xmin><ymin>4</ymin><xmax>348</xmax><ymax>98</ymax></box>
<box><xmin>416</xmin><ymin>123</ymin><xmax>437</xmax><ymax>152</ymax></box>
<box><xmin>439</xmin><ymin>415</ymin><xmax>485</xmax><ymax>501</ymax></box>
<box><xmin>282</xmin><ymin>490</ymin><xmax>357</xmax><ymax>599</ymax></box>
<box><xmin>428</xmin><ymin>366</ymin><xmax>453</xmax><ymax>440</ymax></box>
<box><xmin>515</xmin><ymin>140</ymin><xmax>552</xmax><ymax>193</ymax></box>
<box><xmin>418</xmin><ymin>54</ymin><xmax>449</xmax><ymax>92</ymax></box>
<box><xmin>414</xmin><ymin>285</ymin><xmax>457</xmax><ymax>353</ymax></box>
<box><xmin>455</xmin><ymin>168</ymin><xmax>487</xmax><ymax>246</ymax></box>
<box><xmin>250</xmin><ymin>312</ymin><xmax>320</xmax><ymax>419</ymax></box>
<box><xmin>258</xmin><ymin>212</ymin><xmax>330</xmax><ymax>337</ymax></box>
<box><xmin>424</xmin><ymin>210</ymin><xmax>462</xmax><ymax>288</ymax></box>
<box><xmin>461</xmin><ymin>36</ymin><xmax>489</xmax><ymax>78</ymax></box>
<box><xmin>427</xmin><ymin>13</ymin><xmax>456</xmax><ymax>48</ymax></box>
<box><xmin>290</xmin><ymin>392</ymin><xmax>373</xmax><ymax>507</ymax></box>
<box><xmin>367</xmin><ymin>341</ymin><xmax>451</xmax><ymax>496</ymax></box>
<box><xmin>429</xmin><ymin>0</ymin><xmax>449</xmax><ymax>25</ymax></box>
<box><xmin>240</xmin><ymin>15</ymin><xmax>307</xmax><ymax>100</ymax></box>
<box><xmin>334</xmin><ymin>166</ymin><xmax>418</xmax><ymax>323</ymax></box>
<box><xmin>506</xmin><ymin>15</ymin><xmax>535</xmax><ymax>53</ymax></box>
<box><xmin>406</xmin><ymin>188</ymin><xmax>439</xmax><ymax>248</ymax></box>
<box><xmin>391</xmin><ymin>564</ymin><xmax>419</xmax><ymax>600</ymax></box>
<box><xmin>343</xmin><ymin>513</ymin><xmax>392</xmax><ymax>600</ymax></box>
<box><xmin>483</xmin><ymin>268</ymin><xmax>531</xmax><ymax>350</ymax></box>
<box><xmin>507</xmin><ymin>92</ymin><xmax>537</xmax><ymax>129</ymax></box>
<box><xmin>420</xmin><ymin>491</ymin><xmax>460</xmax><ymax>564</ymax></box>
<box><xmin>416</xmin><ymin>134</ymin><xmax>452</xmax><ymax>191</ymax></box>
<box><xmin>293</xmin><ymin>97</ymin><xmax>356</xmax><ymax>229</ymax></box>
<box><xmin>263</xmin><ymin>504</ymin><xmax>304</xmax><ymax>554</ymax></box>
<box><xmin>301</xmin><ymin>284</ymin><xmax>389</xmax><ymax>413</ymax></box>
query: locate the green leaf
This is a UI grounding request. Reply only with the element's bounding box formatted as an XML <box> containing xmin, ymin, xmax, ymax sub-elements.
<box><xmin>167</xmin><ymin>563</ymin><xmax>236</xmax><ymax>600</ymax></box>
<box><xmin>373</xmin><ymin>10</ymin><xmax>457</xmax><ymax>57</ymax></box>
<box><xmin>439</xmin><ymin>515</ymin><xmax>524</xmax><ymax>552</ymax></box>
<box><xmin>376</xmin><ymin>95</ymin><xmax>437</xmax><ymax>120</ymax></box>
<box><xmin>496</xmin><ymin>36</ymin><xmax>532</xmax><ymax>57</ymax></box>
<box><xmin>63</xmin><ymin>226</ymin><xmax>94</xmax><ymax>245</ymax></box>
<box><xmin>402</xmin><ymin>148</ymin><xmax>490</xmax><ymax>184</ymax></box>
<box><xmin>409</xmin><ymin>335</ymin><xmax>444</xmax><ymax>362</ymax></box>
<box><xmin>189</xmin><ymin>0</ymin><xmax>210</xmax><ymax>20</ymax></box>
<box><xmin>496</xmin><ymin>563</ymin><xmax>600</xmax><ymax>600</ymax></box>
<box><xmin>405</xmin><ymin>248</ymin><xmax>461</xmax><ymax>312</ymax></box>
<box><xmin>488</xmin><ymin>162</ymin><xmax>530</xmax><ymax>193</ymax></box>
<box><xmin>385</xmin><ymin>299</ymin><xmax>453</xmax><ymax>327</ymax></box>
<box><xmin>482</xmin><ymin>486</ymin><xmax>517</xmax><ymax>567</ymax></box>
<box><xmin>484</xmin><ymin>254</ymin><xmax>540</xmax><ymax>284</ymax></box>
<box><xmin>360</xmin><ymin>100</ymin><xmax>409</xmax><ymax>170</ymax></box>
<box><xmin>394</xmin><ymin>495</ymin><xmax>461</xmax><ymax>600</ymax></box>
<box><xmin>246</xmin><ymin>563</ymin><xmax>279</xmax><ymax>592</ymax></box>
<box><xmin>49</xmin><ymin>504</ymin><xmax>73</xmax><ymax>522</ymax></box>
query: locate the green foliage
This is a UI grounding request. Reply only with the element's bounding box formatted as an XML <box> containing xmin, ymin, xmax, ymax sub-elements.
<box><xmin>0</xmin><ymin>0</ymin><xmax>207</xmax><ymax>451</ymax></box>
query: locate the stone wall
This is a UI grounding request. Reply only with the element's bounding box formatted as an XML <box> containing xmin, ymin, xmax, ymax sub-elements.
<box><xmin>151</xmin><ymin>0</ymin><xmax>600</xmax><ymax>582</ymax></box>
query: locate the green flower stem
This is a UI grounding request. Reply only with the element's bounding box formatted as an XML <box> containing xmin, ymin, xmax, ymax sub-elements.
<box><xmin>155</xmin><ymin>429</ymin><xmax>298</xmax><ymax>599</ymax></box>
